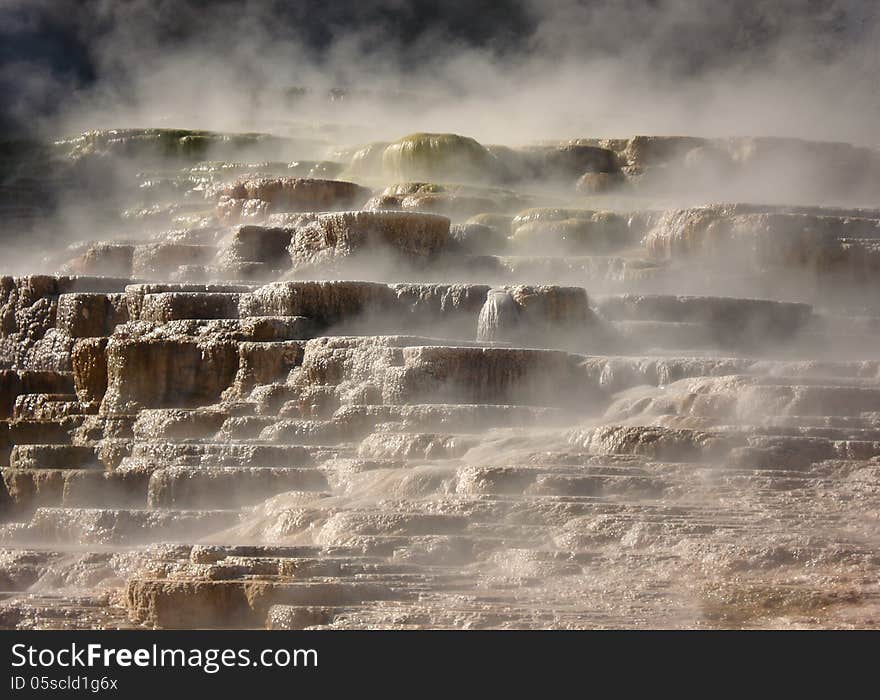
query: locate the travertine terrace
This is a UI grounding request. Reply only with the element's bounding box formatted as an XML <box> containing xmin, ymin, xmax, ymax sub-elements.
<box><xmin>1</xmin><ymin>128</ymin><xmax>880</xmax><ymax>629</ymax></box>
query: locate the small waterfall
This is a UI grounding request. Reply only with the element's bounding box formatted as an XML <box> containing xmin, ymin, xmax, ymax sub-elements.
<box><xmin>476</xmin><ymin>288</ymin><xmax>521</xmax><ymax>342</ymax></box>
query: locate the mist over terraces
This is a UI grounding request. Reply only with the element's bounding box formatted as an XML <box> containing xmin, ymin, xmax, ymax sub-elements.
<box><xmin>0</xmin><ymin>126</ymin><xmax>880</xmax><ymax>629</ymax></box>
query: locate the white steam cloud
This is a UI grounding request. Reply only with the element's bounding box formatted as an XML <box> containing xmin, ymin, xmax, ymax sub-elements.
<box><xmin>2</xmin><ymin>0</ymin><xmax>879</xmax><ymax>145</ymax></box>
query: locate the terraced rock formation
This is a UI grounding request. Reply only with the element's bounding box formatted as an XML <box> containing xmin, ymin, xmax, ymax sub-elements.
<box><xmin>1</xmin><ymin>129</ymin><xmax>879</xmax><ymax>629</ymax></box>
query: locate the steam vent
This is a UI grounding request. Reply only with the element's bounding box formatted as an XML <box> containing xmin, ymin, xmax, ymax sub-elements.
<box><xmin>2</xmin><ymin>128</ymin><xmax>880</xmax><ymax>630</ymax></box>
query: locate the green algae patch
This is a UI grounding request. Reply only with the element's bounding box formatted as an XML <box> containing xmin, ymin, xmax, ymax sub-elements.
<box><xmin>381</xmin><ymin>133</ymin><xmax>498</xmax><ymax>182</ymax></box>
<box><xmin>54</xmin><ymin>129</ymin><xmax>295</xmax><ymax>164</ymax></box>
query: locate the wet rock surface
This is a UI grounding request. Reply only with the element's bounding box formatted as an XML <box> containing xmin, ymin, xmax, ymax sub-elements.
<box><xmin>1</xmin><ymin>128</ymin><xmax>880</xmax><ymax>629</ymax></box>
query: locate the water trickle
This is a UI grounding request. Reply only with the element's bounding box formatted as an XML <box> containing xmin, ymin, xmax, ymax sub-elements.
<box><xmin>476</xmin><ymin>288</ymin><xmax>520</xmax><ymax>342</ymax></box>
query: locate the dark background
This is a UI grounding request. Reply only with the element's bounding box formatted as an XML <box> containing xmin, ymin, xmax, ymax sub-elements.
<box><xmin>1</xmin><ymin>0</ymin><xmax>877</xmax><ymax>136</ymax></box>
